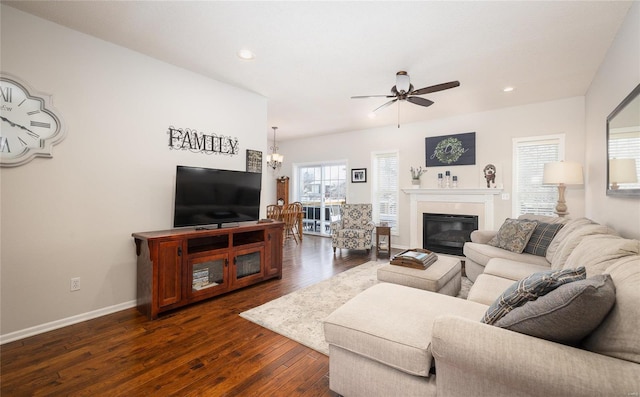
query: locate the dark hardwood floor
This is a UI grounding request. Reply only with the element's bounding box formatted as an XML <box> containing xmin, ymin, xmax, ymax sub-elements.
<box><xmin>1</xmin><ymin>235</ymin><xmax>389</xmax><ymax>396</ymax></box>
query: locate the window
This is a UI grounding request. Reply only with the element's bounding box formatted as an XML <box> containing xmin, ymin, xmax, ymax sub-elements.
<box><xmin>295</xmin><ymin>162</ymin><xmax>347</xmax><ymax>236</ymax></box>
<box><xmin>372</xmin><ymin>151</ymin><xmax>399</xmax><ymax>234</ymax></box>
<box><xmin>512</xmin><ymin>135</ymin><xmax>564</xmax><ymax>217</ymax></box>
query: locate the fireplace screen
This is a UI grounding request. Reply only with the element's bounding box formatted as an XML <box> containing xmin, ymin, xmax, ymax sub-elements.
<box><xmin>423</xmin><ymin>213</ymin><xmax>479</xmax><ymax>256</ymax></box>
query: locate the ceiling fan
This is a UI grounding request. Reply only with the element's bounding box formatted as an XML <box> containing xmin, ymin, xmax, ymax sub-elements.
<box><xmin>352</xmin><ymin>71</ymin><xmax>460</xmax><ymax>127</ymax></box>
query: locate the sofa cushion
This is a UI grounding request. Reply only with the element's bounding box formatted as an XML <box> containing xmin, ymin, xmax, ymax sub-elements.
<box><xmin>523</xmin><ymin>222</ymin><xmax>565</xmax><ymax>256</ymax></box>
<box><xmin>583</xmin><ymin>255</ymin><xmax>640</xmax><ymax>364</ymax></box>
<box><xmin>551</xmin><ymin>224</ymin><xmax>619</xmax><ymax>270</ymax></box>
<box><xmin>483</xmin><ymin>258</ymin><xmax>551</xmax><ymax>281</ymax></box>
<box><xmin>481</xmin><ymin>267</ymin><xmax>586</xmax><ymax>325</ymax></box>
<box><xmin>467</xmin><ymin>273</ymin><xmax>516</xmax><ymax>306</ymax></box>
<box><xmin>494</xmin><ymin>274</ymin><xmax>615</xmax><ymax>344</ymax></box>
<box><xmin>488</xmin><ymin>218</ymin><xmax>538</xmax><ymax>253</ymax></box>
<box><xmin>546</xmin><ymin>217</ymin><xmax>596</xmax><ymax>264</ymax></box>
<box><xmin>463</xmin><ymin>242</ymin><xmax>550</xmax><ymax>269</ymax></box>
<box><xmin>563</xmin><ymin>234</ymin><xmax>639</xmax><ymax>275</ymax></box>
<box><xmin>323</xmin><ymin>283</ymin><xmax>488</xmax><ymax>377</ymax></box>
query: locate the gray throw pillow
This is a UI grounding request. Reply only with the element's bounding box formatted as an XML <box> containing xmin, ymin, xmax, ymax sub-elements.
<box><xmin>488</xmin><ymin>218</ymin><xmax>538</xmax><ymax>253</ymax></box>
<box><xmin>481</xmin><ymin>267</ymin><xmax>586</xmax><ymax>325</ymax></box>
<box><xmin>494</xmin><ymin>274</ymin><xmax>615</xmax><ymax>344</ymax></box>
<box><xmin>523</xmin><ymin>222</ymin><xmax>565</xmax><ymax>257</ymax></box>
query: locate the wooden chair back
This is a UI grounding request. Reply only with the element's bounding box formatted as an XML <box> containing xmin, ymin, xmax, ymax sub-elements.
<box><xmin>266</xmin><ymin>204</ymin><xmax>282</xmax><ymax>220</ymax></box>
<box><xmin>281</xmin><ymin>204</ymin><xmax>299</xmax><ymax>244</ymax></box>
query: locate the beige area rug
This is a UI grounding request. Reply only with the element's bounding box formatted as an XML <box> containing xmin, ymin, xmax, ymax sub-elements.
<box><xmin>240</xmin><ymin>260</ymin><xmax>473</xmax><ymax>355</ymax></box>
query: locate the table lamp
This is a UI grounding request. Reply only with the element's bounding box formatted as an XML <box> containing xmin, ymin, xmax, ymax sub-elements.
<box><xmin>543</xmin><ymin>161</ymin><xmax>584</xmax><ymax>217</ymax></box>
<box><xmin>609</xmin><ymin>158</ymin><xmax>638</xmax><ymax>189</ymax></box>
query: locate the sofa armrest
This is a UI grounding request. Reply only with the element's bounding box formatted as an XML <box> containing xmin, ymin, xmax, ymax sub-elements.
<box><xmin>470</xmin><ymin>230</ymin><xmax>497</xmax><ymax>244</ymax></box>
<box><xmin>431</xmin><ymin>315</ymin><xmax>640</xmax><ymax>397</ymax></box>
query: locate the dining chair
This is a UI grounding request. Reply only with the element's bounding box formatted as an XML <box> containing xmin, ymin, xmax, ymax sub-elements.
<box><xmin>281</xmin><ymin>204</ymin><xmax>299</xmax><ymax>244</ymax></box>
<box><xmin>266</xmin><ymin>204</ymin><xmax>282</xmax><ymax>221</ymax></box>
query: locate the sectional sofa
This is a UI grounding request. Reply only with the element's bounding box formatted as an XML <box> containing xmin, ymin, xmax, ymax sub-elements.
<box><xmin>324</xmin><ymin>215</ymin><xmax>640</xmax><ymax>397</ymax></box>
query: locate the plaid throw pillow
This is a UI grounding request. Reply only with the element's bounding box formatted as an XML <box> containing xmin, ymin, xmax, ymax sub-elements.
<box><xmin>481</xmin><ymin>267</ymin><xmax>586</xmax><ymax>325</ymax></box>
<box><xmin>523</xmin><ymin>222</ymin><xmax>565</xmax><ymax>257</ymax></box>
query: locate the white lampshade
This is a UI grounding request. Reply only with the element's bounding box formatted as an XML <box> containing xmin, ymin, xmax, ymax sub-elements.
<box><xmin>609</xmin><ymin>158</ymin><xmax>638</xmax><ymax>184</ymax></box>
<box><xmin>543</xmin><ymin>161</ymin><xmax>584</xmax><ymax>185</ymax></box>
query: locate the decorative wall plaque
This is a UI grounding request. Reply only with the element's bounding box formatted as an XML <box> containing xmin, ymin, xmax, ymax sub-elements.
<box><xmin>246</xmin><ymin>149</ymin><xmax>262</xmax><ymax>173</ymax></box>
<box><xmin>167</xmin><ymin>126</ymin><xmax>239</xmax><ymax>156</ymax></box>
<box><xmin>425</xmin><ymin>132</ymin><xmax>476</xmax><ymax>167</ymax></box>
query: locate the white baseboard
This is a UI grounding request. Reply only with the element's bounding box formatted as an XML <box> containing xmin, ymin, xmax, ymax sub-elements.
<box><xmin>0</xmin><ymin>300</ymin><xmax>137</xmax><ymax>345</ymax></box>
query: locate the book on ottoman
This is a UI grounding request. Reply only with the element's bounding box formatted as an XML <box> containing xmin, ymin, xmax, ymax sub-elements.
<box><xmin>391</xmin><ymin>248</ymin><xmax>438</xmax><ymax>269</ymax></box>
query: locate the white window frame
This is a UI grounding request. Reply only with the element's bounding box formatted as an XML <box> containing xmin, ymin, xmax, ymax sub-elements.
<box><xmin>371</xmin><ymin>150</ymin><xmax>399</xmax><ymax>235</ymax></box>
<box><xmin>292</xmin><ymin>160</ymin><xmax>348</xmax><ymax>236</ymax></box>
<box><xmin>512</xmin><ymin>134</ymin><xmax>565</xmax><ymax>217</ymax></box>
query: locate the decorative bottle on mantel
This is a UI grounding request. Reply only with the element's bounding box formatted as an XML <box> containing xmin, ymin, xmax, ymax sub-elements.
<box><xmin>437</xmin><ymin>173</ymin><xmax>444</xmax><ymax>188</ymax></box>
<box><xmin>445</xmin><ymin>171</ymin><xmax>451</xmax><ymax>188</ymax></box>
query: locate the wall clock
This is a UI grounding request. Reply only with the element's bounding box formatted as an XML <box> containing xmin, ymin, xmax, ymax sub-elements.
<box><xmin>0</xmin><ymin>73</ymin><xmax>66</xmax><ymax>167</ymax></box>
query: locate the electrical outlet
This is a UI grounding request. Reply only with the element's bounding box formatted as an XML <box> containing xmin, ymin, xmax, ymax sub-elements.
<box><xmin>501</xmin><ymin>193</ymin><xmax>510</xmax><ymax>200</ymax></box>
<box><xmin>70</xmin><ymin>277</ymin><xmax>81</xmax><ymax>291</ymax></box>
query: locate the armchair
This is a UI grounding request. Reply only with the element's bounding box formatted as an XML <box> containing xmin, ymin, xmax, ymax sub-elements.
<box><xmin>331</xmin><ymin>204</ymin><xmax>375</xmax><ymax>253</ymax></box>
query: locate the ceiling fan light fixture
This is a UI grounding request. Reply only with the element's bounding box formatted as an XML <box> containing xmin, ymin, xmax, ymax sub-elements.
<box><xmin>396</xmin><ymin>71</ymin><xmax>411</xmax><ymax>93</ymax></box>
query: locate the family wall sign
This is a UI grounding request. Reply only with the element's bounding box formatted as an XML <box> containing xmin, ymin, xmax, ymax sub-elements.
<box><xmin>167</xmin><ymin>125</ymin><xmax>239</xmax><ymax>156</ymax></box>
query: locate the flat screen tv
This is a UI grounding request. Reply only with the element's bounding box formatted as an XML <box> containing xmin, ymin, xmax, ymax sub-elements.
<box><xmin>173</xmin><ymin>166</ymin><xmax>262</xmax><ymax>228</ymax></box>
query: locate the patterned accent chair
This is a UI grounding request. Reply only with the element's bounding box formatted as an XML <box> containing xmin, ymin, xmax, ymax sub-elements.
<box><xmin>331</xmin><ymin>204</ymin><xmax>375</xmax><ymax>253</ymax></box>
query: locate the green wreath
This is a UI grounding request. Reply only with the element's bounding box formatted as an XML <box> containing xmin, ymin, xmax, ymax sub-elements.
<box><xmin>434</xmin><ymin>137</ymin><xmax>465</xmax><ymax>164</ymax></box>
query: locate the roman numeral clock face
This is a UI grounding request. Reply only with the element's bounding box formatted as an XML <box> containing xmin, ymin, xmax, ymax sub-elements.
<box><xmin>0</xmin><ymin>74</ymin><xmax>66</xmax><ymax>167</ymax></box>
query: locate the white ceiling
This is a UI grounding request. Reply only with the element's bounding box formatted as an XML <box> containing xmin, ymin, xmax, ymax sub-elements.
<box><xmin>4</xmin><ymin>1</ymin><xmax>632</xmax><ymax>141</ymax></box>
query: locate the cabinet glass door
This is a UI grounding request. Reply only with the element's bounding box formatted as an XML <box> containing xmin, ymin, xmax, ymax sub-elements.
<box><xmin>232</xmin><ymin>247</ymin><xmax>264</xmax><ymax>288</ymax></box>
<box><xmin>188</xmin><ymin>254</ymin><xmax>228</xmax><ymax>298</ymax></box>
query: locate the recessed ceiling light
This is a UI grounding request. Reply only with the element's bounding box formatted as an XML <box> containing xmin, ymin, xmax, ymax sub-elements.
<box><xmin>368</xmin><ymin>112</ymin><xmax>377</xmax><ymax>119</ymax></box>
<box><xmin>503</xmin><ymin>86</ymin><xmax>515</xmax><ymax>92</ymax></box>
<box><xmin>237</xmin><ymin>49</ymin><xmax>255</xmax><ymax>60</ymax></box>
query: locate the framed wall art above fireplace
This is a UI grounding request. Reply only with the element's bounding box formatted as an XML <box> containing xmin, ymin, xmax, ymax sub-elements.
<box><xmin>425</xmin><ymin>132</ymin><xmax>476</xmax><ymax>167</ymax></box>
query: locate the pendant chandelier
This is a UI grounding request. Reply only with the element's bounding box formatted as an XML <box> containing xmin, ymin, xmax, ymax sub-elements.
<box><xmin>266</xmin><ymin>126</ymin><xmax>283</xmax><ymax>171</ymax></box>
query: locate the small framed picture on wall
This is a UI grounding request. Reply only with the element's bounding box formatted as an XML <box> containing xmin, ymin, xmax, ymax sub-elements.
<box><xmin>351</xmin><ymin>168</ymin><xmax>367</xmax><ymax>183</ymax></box>
<box><xmin>246</xmin><ymin>149</ymin><xmax>262</xmax><ymax>173</ymax></box>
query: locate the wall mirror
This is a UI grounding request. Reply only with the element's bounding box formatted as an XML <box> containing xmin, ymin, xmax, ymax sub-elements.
<box><xmin>607</xmin><ymin>84</ymin><xmax>640</xmax><ymax>197</ymax></box>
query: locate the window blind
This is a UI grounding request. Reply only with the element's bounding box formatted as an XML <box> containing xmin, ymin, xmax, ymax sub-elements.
<box><xmin>372</xmin><ymin>151</ymin><xmax>399</xmax><ymax>233</ymax></box>
<box><xmin>513</xmin><ymin>136</ymin><xmax>561</xmax><ymax>216</ymax></box>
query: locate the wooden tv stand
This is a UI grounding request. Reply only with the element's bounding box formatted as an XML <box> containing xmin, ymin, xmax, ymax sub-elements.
<box><xmin>132</xmin><ymin>221</ymin><xmax>284</xmax><ymax>320</ymax></box>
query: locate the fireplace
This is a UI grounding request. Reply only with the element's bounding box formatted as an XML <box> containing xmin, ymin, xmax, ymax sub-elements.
<box><xmin>423</xmin><ymin>213</ymin><xmax>478</xmax><ymax>256</ymax></box>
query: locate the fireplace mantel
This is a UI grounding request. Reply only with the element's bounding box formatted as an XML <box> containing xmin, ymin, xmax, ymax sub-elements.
<box><xmin>402</xmin><ymin>188</ymin><xmax>502</xmax><ymax>248</ymax></box>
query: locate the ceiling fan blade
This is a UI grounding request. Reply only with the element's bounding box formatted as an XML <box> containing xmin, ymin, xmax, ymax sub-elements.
<box><xmin>372</xmin><ymin>99</ymin><xmax>398</xmax><ymax>113</ymax></box>
<box><xmin>410</xmin><ymin>81</ymin><xmax>460</xmax><ymax>96</ymax></box>
<box><xmin>407</xmin><ymin>96</ymin><xmax>434</xmax><ymax>107</ymax></box>
<box><xmin>351</xmin><ymin>94</ymin><xmax>395</xmax><ymax>99</ymax></box>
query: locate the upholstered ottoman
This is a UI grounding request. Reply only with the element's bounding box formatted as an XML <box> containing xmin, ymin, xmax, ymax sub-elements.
<box><xmin>377</xmin><ymin>255</ymin><xmax>462</xmax><ymax>296</ymax></box>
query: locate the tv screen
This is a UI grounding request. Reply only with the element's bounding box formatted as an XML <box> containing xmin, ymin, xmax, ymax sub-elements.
<box><xmin>173</xmin><ymin>166</ymin><xmax>262</xmax><ymax>228</ymax></box>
